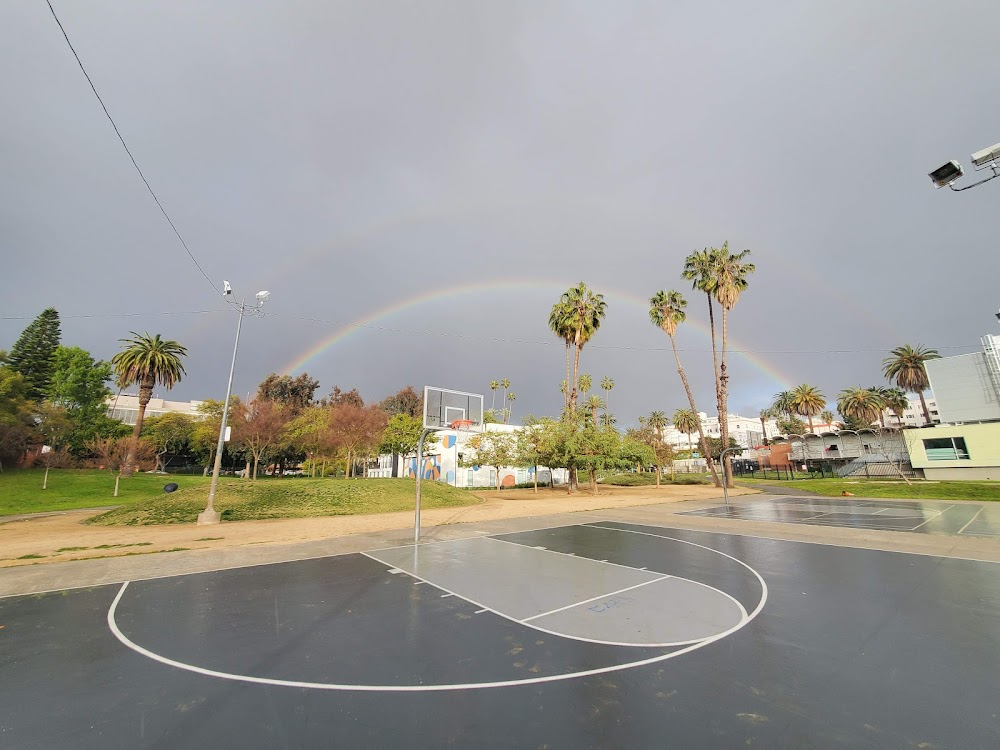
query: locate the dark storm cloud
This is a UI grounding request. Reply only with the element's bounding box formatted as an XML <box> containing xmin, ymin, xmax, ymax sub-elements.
<box><xmin>3</xmin><ymin>0</ymin><xmax>999</xmax><ymax>425</ymax></box>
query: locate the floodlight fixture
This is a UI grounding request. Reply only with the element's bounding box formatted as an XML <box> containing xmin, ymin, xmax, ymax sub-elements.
<box><xmin>971</xmin><ymin>142</ymin><xmax>1000</xmax><ymax>169</ymax></box>
<box><xmin>223</xmin><ymin>280</ymin><xmax>232</xmax><ymax>295</ymax></box>
<box><xmin>929</xmin><ymin>160</ymin><xmax>963</xmax><ymax>188</ymax></box>
<box><xmin>256</xmin><ymin>290</ymin><xmax>270</xmax><ymax>304</ymax></box>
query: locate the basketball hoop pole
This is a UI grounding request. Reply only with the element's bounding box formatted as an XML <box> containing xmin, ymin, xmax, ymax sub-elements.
<box><xmin>414</xmin><ymin>428</ymin><xmax>434</xmax><ymax>543</ymax></box>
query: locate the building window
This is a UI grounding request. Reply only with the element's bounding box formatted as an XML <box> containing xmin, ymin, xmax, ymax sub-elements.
<box><xmin>923</xmin><ymin>437</ymin><xmax>970</xmax><ymax>461</ymax></box>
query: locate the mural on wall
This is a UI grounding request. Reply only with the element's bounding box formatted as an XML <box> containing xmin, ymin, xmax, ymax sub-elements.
<box><xmin>403</xmin><ymin>455</ymin><xmax>441</xmax><ymax>481</ymax></box>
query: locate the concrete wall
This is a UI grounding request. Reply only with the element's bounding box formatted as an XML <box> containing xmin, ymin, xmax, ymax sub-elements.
<box><xmin>905</xmin><ymin>423</ymin><xmax>1000</xmax><ymax>480</ymax></box>
<box><xmin>926</xmin><ymin>352</ymin><xmax>1000</xmax><ymax>424</ymax></box>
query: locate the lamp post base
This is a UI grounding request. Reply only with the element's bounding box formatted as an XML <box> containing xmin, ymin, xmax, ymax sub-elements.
<box><xmin>197</xmin><ymin>509</ymin><xmax>221</xmax><ymax>525</ymax></box>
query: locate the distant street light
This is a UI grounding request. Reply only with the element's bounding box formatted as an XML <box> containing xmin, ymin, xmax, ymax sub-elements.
<box><xmin>198</xmin><ymin>282</ymin><xmax>269</xmax><ymax>525</ymax></box>
<box><xmin>929</xmin><ymin>141</ymin><xmax>1000</xmax><ymax>191</ymax></box>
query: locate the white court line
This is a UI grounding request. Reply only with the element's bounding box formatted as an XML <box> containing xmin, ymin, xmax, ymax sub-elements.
<box><xmin>957</xmin><ymin>506</ymin><xmax>986</xmax><ymax>535</ymax></box>
<box><xmin>912</xmin><ymin>505</ymin><xmax>953</xmax><ymax>530</ymax></box>
<box><xmin>522</xmin><ymin>576</ymin><xmax>670</xmax><ymax>622</ymax></box>
<box><xmin>487</xmin><ymin>535</ymin><xmax>664</xmax><ymax>576</ymax></box>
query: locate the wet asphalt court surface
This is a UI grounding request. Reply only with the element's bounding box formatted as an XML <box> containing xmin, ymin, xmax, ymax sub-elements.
<box><xmin>2</xmin><ymin>520</ymin><xmax>999</xmax><ymax>748</ymax></box>
<box><xmin>680</xmin><ymin>496</ymin><xmax>1000</xmax><ymax>536</ymax></box>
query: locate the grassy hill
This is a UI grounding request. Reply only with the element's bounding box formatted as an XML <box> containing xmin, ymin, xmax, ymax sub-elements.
<box><xmin>0</xmin><ymin>469</ymin><xmax>478</xmax><ymax>525</ymax></box>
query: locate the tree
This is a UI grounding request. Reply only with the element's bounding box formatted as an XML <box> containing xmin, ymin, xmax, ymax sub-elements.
<box><xmin>45</xmin><ymin>346</ymin><xmax>114</xmax><ymax>453</ymax></box>
<box><xmin>489</xmin><ymin>381</ymin><xmax>500</xmax><ymax>413</ymax></box>
<box><xmin>231</xmin><ymin>398</ymin><xmax>289</xmax><ymax>480</ymax></box>
<box><xmin>758</xmin><ymin>408</ymin><xmax>772</xmax><ymax>446</ymax></box>
<box><xmin>882</xmin><ymin>345</ymin><xmax>940</xmax><ymax>424</ymax></box>
<box><xmin>791</xmin><ymin>384</ymin><xmax>826</xmax><ymax>433</ymax></box>
<box><xmin>772</xmin><ymin>391</ymin><xmax>796</xmax><ymax>424</ymax></box>
<box><xmin>88</xmin><ymin>436</ymin><xmax>155</xmax><ymax>497</ymax></box>
<box><xmin>709</xmin><ymin>242</ymin><xmax>755</xmax><ymax>487</ymax></box>
<box><xmin>0</xmin><ymin>366</ymin><xmax>36</xmax><ymax>470</ymax></box>
<box><xmin>820</xmin><ymin>410</ymin><xmax>835</xmax><ymax>428</ymax></box>
<box><xmin>110</xmin><ymin>332</ymin><xmax>187</xmax><ymax>476</ymax></box>
<box><xmin>7</xmin><ymin>307</ymin><xmax>61</xmax><ymax>401</ymax></box>
<box><xmin>672</xmin><ymin>408</ymin><xmax>699</xmax><ymax>456</ymax></box>
<box><xmin>585</xmin><ymin>395</ymin><xmax>604</xmax><ymax>427</ymax></box>
<box><xmin>142</xmin><ymin>412</ymin><xmax>195</xmax><ymax>472</ymax></box>
<box><xmin>379</xmin><ymin>413</ymin><xmax>426</xmax><ymax>459</ymax></box>
<box><xmin>327</xmin><ymin>403</ymin><xmax>387</xmax><ymax>478</ymax></box>
<box><xmin>35</xmin><ymin>402</ymin><xmax>73</xmax><ymax>488</ymax></box>
<box><xmin>467</xmin><ymin>430</ymin><xmax>518</xmax><ymax>491</ymax></box>
<box><xmin>516</xmin><ymin>416</ymin><xmax>547</xmax><ymax>493</ymax></box>
<box><xmin>880</xmin><ymin>387</ymin><xmax>909</xmax><ymax>426</ymax></box>
<box><xmin>189</xmin><ymin>398</ymin><xmax>227</xmax><ymax>473</ymax></box>
<box><xmin>257</xmin><ymin>373</ymin><xmax>319</xmax><ymax>412</ymax></box>
<box><xmin>328</xmin><ymin>385</ymin><xmax>365</xmax><ymax>408</ymax></box>
<box><xmin>649</xmin><ymin>290</ymin><xmax>721</xmax><ymax>486</ymax></box>
<box><xmin>559</xmin><ymin>283</ymin><xmax>607</xmax><ymax>410</ymax></box>
<box><xmin>777</xmin><ymin>416</ymin><xmax>808</xmax><ymax>435</ymax></box>
<box><xmin>643</xmin><ymin>411</ymin><xmax>673</xmax><ymax>485</ymax></box>
<box><xmin>836</xmin><ymin>387</ymin><xmax>884</xmax><ymax>427</ymax></box>
<box><xmin>499</xmin><ymin>378</ymin><xmax>511</xmax><ymax>421</ymax></box>
<box><xmin>505</xmin><ymin>392</ymin><xmax>517</xmax><ymax>425</ymax></box>
<box><xmin>549</xmin><ymin>302</ymin><xmax>574</xmax><ymax>410</ymax></box>
<box><xmin>704</xmin><ymin>436</ymin><xmax>743</xmax><ymax>461</ymax></box>
<box><xmin>379</xmin><ymin>386</ymin><xmax>422</xmax><ymax>418</ymax></box>
<box><xmin>285</xmin><ymin>405</ymin><xmax>330</xmax><ymax>477</ymax></box>
<box><xmin>682</xmin><ymin>247</ymin><xmax>723</xmax><ymax>429</ymax></box>
<box><xmin>601</xmin><ymin>376</ymin><xmax>614</xmax><ymax>416</ymax></box>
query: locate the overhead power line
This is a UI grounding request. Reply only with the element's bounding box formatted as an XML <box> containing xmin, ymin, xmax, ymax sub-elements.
<box><xmin>44</xmin><ymin>0</ymin><xmax>218</xmax><ymax>297</ymax></box>
<box><xmin>0</xmin><ymin>310</ymin><xmax>224</xmax><ymax>321</ymax></box>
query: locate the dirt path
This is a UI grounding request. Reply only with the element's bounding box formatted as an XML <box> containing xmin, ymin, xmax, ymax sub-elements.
<box><xmin>0</xmin><ymin>484</ymin><xmax>753</xmax><ymax>567</ymax></box>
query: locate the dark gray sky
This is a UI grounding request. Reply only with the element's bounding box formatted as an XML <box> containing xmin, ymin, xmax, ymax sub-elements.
<box><xmin>4</xmin><ymin>1</ymin><xmax>1000</xmax><ymax>425</ymax></box>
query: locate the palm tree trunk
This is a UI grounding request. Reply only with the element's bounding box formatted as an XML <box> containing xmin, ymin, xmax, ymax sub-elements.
<box><xmin>759</xmin><ymin>417</ymin><xmax>767</xmax><ymax>446</ymax></box>
<box><xmin>807</xmin><ymin>415</ymin><xmax>815</xmax><ymax>433</ymax></box>
<box><xmin>719</xmin><ymin>308</ymin><xmax>733</xmax><ymax>488</ymax></box>
<box><xmin>491</xmin><ymin>389</ymin><xmax>497</xmax><ymax>412</ymax></box>
<box><xmin>687</xmin><ymin>433</ymin><xmax>693</xmax><ymax>456</ymax></box>
<box><xmin>564</xmin><ymin>341</ymin><xmax>571</xmax><ymax>409</ymax></box>
<box><xmin>571</xmin><ymin>335</ymin><xmax>582</xmax><ymax>409</ymax></box>
<box><xmin>122</xmin><ymin>378</ymin><xmax>154</xmax><ymax>477</ymax></box>
<box><xmin>706</xmin><ymin>295</ymin><xmax>722</xmax><ymax>421</ymax></box>
<box><xmin>669</xmin><ymin>333</ymin><xmax>721</xmax><ymax>487</ymax></box>
<box><xmin>917</xmin><ymin>390</ymin><xmax>930</xmax><ymax>424</ymax></box>
<box><xmin>655</xmin><ymin>465</ymin><xmax>661</xmax><ymax>487</ymax></box>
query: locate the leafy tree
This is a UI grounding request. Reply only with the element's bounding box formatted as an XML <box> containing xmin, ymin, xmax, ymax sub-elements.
<box><xmin>328</xmin><ymin>385</ymin><xmax>365</xmax><ymax>408</ymax></box>
<box><xmin>35</xmin><ymin>402</ymin><xmax>74</xmax><ymax>488</ymax></box>
<box><xmin>772</xmin><ymin>391</ymin><xmax>796</xmax><ymax>423</ymax></box>
<box><xmin>704</xmin><ymin>436</ymin><xmax>743</xmax><ymax>461</ymax></box>
<box><xmin>285</xmin><ymin>405</ymin><xmax>331</xmax><ymax>477</ymax></box>
<box><xmin>0</xmin><ymin>366</ymin><xmax>36</xmax><ymax>470</ymax></box>
<box><xmin>379</xmin><ymin>413</ymin><xmax>427</xmax><ymax>458</ymax></box>
<box><xmin>326</xmin><ymin>403</ymin><xmax>387</xmax><ymax>478</ymax></box>
<box><xmin>882</xmin><ymin>345</ymin><xmax>940</xmax><ymax>424</ymax></box>
<box><xmin>483</xmin><ymin>409</ymin><xmax>500</xmax><ymax>424</ymax></box>
<box><xmin>110</xmin><ymin>332</ymin><xmax>187</xmax><ymax>476</ymax></box>
<box><xmin>88</xmin><ymin>436</ymin><xmax>155</xmax><ymax>497</ymax></box>
<box><xmin>231</xmin><ymin>398</ymin><xmax>289</xmax><ymax>480</ymax></box>
<box><xmin>379</xmin><ymin>386</ymin><xmax>422</xmax><ymax>418</ymax></box>
<box><xmin>189</xmin><ymin>398</ymin><xmax>227</xmax><ymax>472</ymax></box>
<box><xmin>45</xmin><ymin>345</ymin><xmax>114</xmax><ymax>453</ymax></box>
<box><xmin>649</xmin><ymin>290</ymin><xmax>720</xmax><ymax>487</ymax></box>
<box><xmin>776</xmin><ymin>416</ymin><xmax>808</xmax><ymax>435</ymax></box>
<box><xmin>791</xmin><ymin>384</ymin><xmax>826</xmax><ymax>433</ymax></box>
<box><xmin>142</xmin><ymin>412</ymin><xmax>196</xmax><ymax>471</ymax></box>
<box><xmin>466</xmin><ymin>430</ymin><xmax>518</xmax><ymax>491</ymax></box>
<box><xmin>839</xmin><ymin>413</ymin><xmax>873</xmax><ymax>432</ymax></box>
<box><xmin>516</xmin><ymin>416</ymin><xmax>547</xmax><ymax>493</ymax></box>
<box><xmin>7</xmin><ymin>307</ymin><xmax>61</xmax><ymax>401</ymax></box>
<box><xmin>708</xmin><ymin>242</ymin><xmax>754</xmax><ymax>486</ymax></box>
<box><xmin>635</xmin><ymin>412</ymin><xmax>674</xmax><ymax>485</ymax></box>
<box><xmin>257</xmin><ymin>373</ymin><xmax>319</xmax><ymax>412</ymax></box>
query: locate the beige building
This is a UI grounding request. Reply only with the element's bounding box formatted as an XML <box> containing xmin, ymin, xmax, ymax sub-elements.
<box><xmin>105</xmin><ymin>395</ymin><xmax>205</xmax><ymax>425</ymax></box>
<box><xmin>904</xmin><ymin>423</ymin><xmax>1000</xmax><ymax>480</ymax></box>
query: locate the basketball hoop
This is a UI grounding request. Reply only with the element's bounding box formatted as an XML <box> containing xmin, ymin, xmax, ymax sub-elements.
<box><xmin>449</xmin><ymin>419</ymin><xmax>475</xmax><ymax>432</ymax></box>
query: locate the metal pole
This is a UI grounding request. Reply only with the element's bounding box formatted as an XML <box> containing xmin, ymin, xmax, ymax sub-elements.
<box><xmin>198</xmin><ymin>301</ymin><xmax>244</xmax><ymax>525</ymax></box>
<box><xmin>720</xmin><ymin>446</ymin><xmax>739</xmax><ymax>508</ymax></box>
<box><xmin>414</xmin><ymin>428</ymin><xmax>433</xmax><ymax>543</ymax></box>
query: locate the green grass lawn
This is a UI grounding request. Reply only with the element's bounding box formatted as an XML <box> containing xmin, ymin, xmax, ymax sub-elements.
<box><xmin>737</xmin><ymin>477</ymin><xmax>1000</xmax><ymax>501</ymax></box>
<box><xmin>600</xmin><ymin>473</ymin><xmax>710</xmax><ymax>486</ymax></box>
<box><xmin>0</xmin><ymin>469</ymin><xmax>479</xmax><ymax>524</ymax></box>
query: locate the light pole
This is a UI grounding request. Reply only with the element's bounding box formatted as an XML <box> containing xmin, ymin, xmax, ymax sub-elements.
<box><xmin>929</xmin><ymin>141</ymin><xmax>1000</xmax><ymax>191</ymax></box>
<box><xmin>198</xmin><ymin>284</ymin><xmax>270</xmax><ymax>525</ymax></box>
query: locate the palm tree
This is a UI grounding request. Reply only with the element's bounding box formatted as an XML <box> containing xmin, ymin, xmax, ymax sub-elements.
<box><xmin>880</xmin><ymin>386</ymin><xmax>909</xmax><ymax>427</ymax></box>
<box><xmin>772</xmin><ymin>391</ymin><xmax>796</xmax><ymax>425</ymax></box>
<box><xmin>560</xmin><ymin>283</ymin><xmax>607</xmax><ymax>410</ymax></box>
<box><xmin>111</xmin><ymin>332</ymin><xmax>187</xmax><ymax>476</ymax></box>
<box><xmin>820</xmin><ymin>410</ymin><xmax>835</xmax><ymax>429</ymax></box>
<box><xmin>578</xmin><ymin>373</ymin><xmax>593</xmax><ymax>395</ymax></box>
<box><xmin>882</xmin><ymin>345</ymin><xmax>940</xmax><ymax>424</ymax></box>
<box><xmin>672</xmin><ymin>408</ymin><xmax>698</xmax><ymax>456</ymax></box>
<box><xmin>647</xmin><ymin>410</ymin><xmax>668</xmax><ymax>486</ymax></box>
<box><xmin>586</xmin><ymin>395</ymin><xmax>604</xmax><ymax>426</ymax></box>
<box><xmin>500</xmin><ymin>378</ymin><xmax>511</xmax><ymax>420</ymax></box>
<box><xmin>791</xmin><ymin>384</ymin><xmax>826</xmax><ymax>433</ymax></box>
<box><xmin>601</xmin><ymin>376</ymin><xmax>614</xmax><ymax>416</ymax></box>
<box><xmin>682</xmin><ymin>247</ymin><xmax>723</xmax><ymax>420</ymax></box>
<box><xmin>505</xmin><ymin>392</ymin><xmax>516</xmax><ymax>424</ymax></box>
<box><xmin>599</xmin><ymin>413</ymin><xmax>617</xmax><ymax>428</ymax></box>
<box><xmin>758</xmin><ymin>408</ymin><xmax>772</xmax><ymax>446</ymax></box>
<box><xmin>837</xmin><ymin>387</ymin><xmax>884</xmax><ymax>427</ymax></box>
<box><xmin>489</xmin><ymin>380</ymin><xmax>500</xmax><ymax>412</ymax></box>
<box><xmin>709</xmin><ymin>242</ymin><xmax>755</xmax><ymax>486</ymax></box>
<box><xmin>649</xmin><ymin>290</ymin><xmax>721</xmax><ymax>487</ymax></box>
<box><xmin>549</xmin><ymin>301</ymin><xmax>573</xmax><ymax>409</ymax></box>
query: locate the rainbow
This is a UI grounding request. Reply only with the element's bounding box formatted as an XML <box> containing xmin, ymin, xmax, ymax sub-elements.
<box><xmin>280</xmin><ymin>280</ymin><xmax>794</xmax><ymax>388</ymax></box>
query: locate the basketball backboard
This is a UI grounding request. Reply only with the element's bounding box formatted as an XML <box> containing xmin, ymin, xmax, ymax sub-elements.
<box><xmin>423</xmin><ymin>386</ymin><xmax>484</xmax><ymax>431</ymax></box>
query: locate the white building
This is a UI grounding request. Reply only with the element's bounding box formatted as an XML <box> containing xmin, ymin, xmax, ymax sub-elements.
<box><xmin>106</xmin><ymin>395</ymin><xmax>205</xmax><ymax>425</ymax></box>
<box><xmin>883</xmin><ymin>397</ymin><xmax>940</xmax><ymax>428</ymax></box>
<box><xmin>924</xmin><ymin>334</ymin><xmax>1000</xmax><ymax>424</ymax></box>
<box><xmin>663</xmin><ymin>412</ymin><xmax>780</xmax><ymax>450</ymax></box>
<box><xmin>368</xmin><ymin>422</ymin><xmax>569</xmax><ymax>488</ymax></box>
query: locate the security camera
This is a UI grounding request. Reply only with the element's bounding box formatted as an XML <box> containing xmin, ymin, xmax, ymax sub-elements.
<box><xmin>255</xmin><ymin>290</ymin><xmax>270</xmax><ymax>303</ymax></box>
<box><xmin>971</xmin><ymin>142</ymin><xmax>1000</xmax><ymax>169</ymax></box>
<box><xmin>223</xmin><ymin>280</ymin><xmax>232</xmax><ymax>295</ymax></box>
<box><xmin>929</xmin><ymin>160</ymin><xmax>963</xmax><ymax>188</ymax></box>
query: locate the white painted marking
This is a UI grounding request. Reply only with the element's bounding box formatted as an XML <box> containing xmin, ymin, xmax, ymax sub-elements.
<box><xmin>534</xmin><ymin>546</ymin><xmax>547</xmax><ymax>550</ymax></box>
<box><xmin>912</xmin><ymin>505</ymin><xmax>953</xmax><ymax>530</ymax></box>
<box><xmin>387</xmin><ymin>568</ymin><xmax>403</xmax><ymax>574</ymax></box>
<box><xmin>474</xmin><ymin>608</ymin><xmax>488</xmax><ymax>614</ymax></box>
<box><xmin>488</xmin><ymin>535</ymin><xmax>660</xmax><ymax>576</ymax></box>
<box><xmin>522</xmin><ymin>577</ymin><xmax>671</xmax><ymax>622</ymax></box>
<box><xmin>957</xmin><ymin>506</ymin><xmax>986</xmax><ymax>535</ymax></box>
<box><xmin>413</xmin><ymin>581</ymin><xmax>425</xmax><ymax>585</ymax></box>
<box><xmin>440</xmin><ymin>593</ymin><xmax>453</xmax><ymax>598</ymax></box>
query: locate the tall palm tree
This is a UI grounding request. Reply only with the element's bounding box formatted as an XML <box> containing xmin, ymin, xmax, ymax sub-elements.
<box><xmin>578</xmin><ymin>373</ymin><xmax>593</xmax><ymax>395</ymax></box>
<box><xmin>709</xmin><ymin>242</ymin><xmax>755</xmax><ymax>486</ymax></box>
<box><xmin>111</xmin><ymin>332</ymin><xmax>187</xmax><ymax>476</ymax></box>
<box><xmin>560</xmin><ymin>283</ymin><xmax>607</xmax><ymax>410</ymax></box>
<box><xmin>500</xmin><ymin>378</ymin><xmax>511</xmax><ymax>420</ymax></box>
<box><xmin>586</xmin><ymin>395</ymin><xmax>604</xmax><ymax>426</ymax></box>
<box><xmin>772</xmin><ymin>391</ymin><xmax>796</xmax><ymax>424</ymax></box>
<box><xmin>791</xmin><ymin>384</ymin><xmax>826</xmax><ymax>433</ymax></box>
<box><xmin>836</xmin><ymin>387</ymin><xmax>885</xmax><ymax>427</ymax></box>
<box><xmin>880</xmin><ymin>386</ymin><xmax>909</xmax><ymax>426</ymax></box>
<box><xmin>601</xmin><ymin>376</ymin><xmax>614</xmax><ymax>416</ymax></box>
<box><xmin>820</xmin><ymin>410</ymin><xmax>835</xmax><ymax>428</ymax></box>
<box><xmin>505</xmin><ymin>392</ymin><xmax>516</xmax><ymax>424</ymax></box>
<box><xmin>649</xmin><ymin>290</ymin><xmax>721</xmax><ymax>487</ymax></box>
<box><xmin>758</xmin><ymin>408</ymin><xmax>772</xmax><ymax>446</ymax></box>
<box><xmin>672</xmin><ymin>408</ymin><xmax>699</xmax><ymax>456</ymax></box>
<box><xmin>682</xmin><ymin>247</ymin><xmax>722</xmax><ymax>421</ymax></box>
<box><xmin>882</xmin><ymin>345</ymin><xmax>940</xmax><ymax>424</ymax></box>
<box><xmin>489</xmin><ymin>380</ymin><xmax>500</xmax><ymax>412</ymax></box>
<box><xmin>549</xmin><ymin>301</ymin><xmax>573</xmax><ymax>410</ymax></box>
